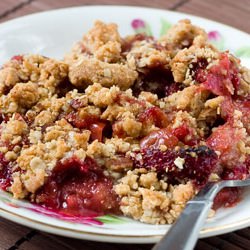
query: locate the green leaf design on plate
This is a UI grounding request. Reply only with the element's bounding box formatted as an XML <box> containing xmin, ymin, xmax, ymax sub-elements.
<box><xmin>0</xmin><ymin>196</ymin><xmax>11</xmax><ymax>203</ymax></box>
<box><xmin>159</xmin><ymin>18</ymin><xmax>172</xmax><ymax>37</ymax></box>
<box><xmin>136</xmin><ymin>24</ymin><xmax>152</xmax><ymax>36</ymax></box>
<box><xmin>207</xmin><ymin>31</ymin><xmax>225</xmax><ymax>51</ymax></box>
<box><xmin>145</xmin><ymin>23</ymin><xmax>153</xmax><ymax>36</ymax></box>
<box><xmin>97</xmin><ymin>215</ymin><xmax>126</xmax><ymax>224</ymax></box>
<box><xmin>210</xmin><ymin>38</ymin><xmax>225</xmax><ymax>51</ymax></box>
<box><xmin>235</xmin><ymin>46</ymin><xmax>250</xmax><ymax>58</ymax></box>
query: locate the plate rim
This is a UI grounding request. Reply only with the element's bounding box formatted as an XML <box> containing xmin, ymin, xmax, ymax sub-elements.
<box><xmin>1</xmin><ymin>206</ymin><xmax>250</xmax><ymax>243</ymax></box>
<box><xmin>1</xmin><ymin>4</ymin><xmax>250</xmax><ymax>37</ymax></box>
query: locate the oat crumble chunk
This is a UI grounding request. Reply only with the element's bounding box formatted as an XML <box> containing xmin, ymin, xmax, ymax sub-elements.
<box><xmin>0</xmin><ymin>19</ymin><xmax>249</xmax><ymax>224</ymax></box>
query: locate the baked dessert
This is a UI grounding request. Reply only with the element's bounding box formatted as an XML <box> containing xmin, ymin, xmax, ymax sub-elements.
<box><xmin>0</xmin><ymin>19</ymin><xmax>249</xmax><ymax>224</ymax></box>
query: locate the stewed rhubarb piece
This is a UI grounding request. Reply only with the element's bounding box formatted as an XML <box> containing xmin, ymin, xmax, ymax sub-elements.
<box><xmin>35</xmin><ymin>157</ymin><xmax>120</xmax><ymax>216</ymax></box>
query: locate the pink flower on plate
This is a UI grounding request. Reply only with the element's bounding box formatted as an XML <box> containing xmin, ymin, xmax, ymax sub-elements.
<box><xmin>208</xmin><ymin>31</ymin><xmax>221</xmax><ymax>41</ymax></box>
<box><xmin>207</xmin><ymin>31</ymin><xmax>224</xmax><ymax>50</ymax></box>
<box><xmin>28</xmin><ymin>205</ymin><xmax>103</xmax><ymax>226</ymax></box>
<box><xmin>131</xmin><ymin>19</ymin><xmax>146</xmax><ymax>29</ymax></box>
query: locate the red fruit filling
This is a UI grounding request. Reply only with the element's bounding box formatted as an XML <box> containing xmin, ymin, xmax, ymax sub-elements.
<box><xmin>89</xmin><ymin>122</ymin><xmax>107</xmax><ymax>142</ymax></box>
<box><xmin>121</xmin><ymin>34</ymin><xmax>154</xmax><ymax>53</ymax></box>
<box><xmin>0</xmin><ymin>153</ymin><xmax>13</xmax><ymax>190</ymax></box>
<box><xmin>65</xmin><ymin>112</ymin><xmax>108</xmax><ymax>142</ymax></box>
<box><xmin>220</xmin><ymin>96</ymin><xmax>250</xmax><ymax>134</ymax></box>
<box><xmin>138</xmin><ymin>107</ymin><xmax>170</xmax><ymax>128</ymax></box>
<box><xmin>215</xmin><ymin>159</ymin><xmax>248</xmax><ymax>209</ymax></box>
<box><xmin>172</xmin><ymin>125</ymin><xmax>189</xmax><ymax>141</ymax></box>
<box><xmin>70</xmin><ymin>98</ymin><xmax>87</xmax><ymax>109</ymax></box>
<box><xmin>11</xmin><ymin>55</ymin><xmax>23</xmax><ymax>62</ymax></box>
<box><xmin>213</xmin><ymin>187</ymin><xmax>241</xmax><ymax>210</ymax></box>
<box><xmin>206</xmin><ymin>123</ymin><xmax>243</xmax><ymax>166</ymax></box>
<box><xmin>140</xmin><ymin>128</ymin><xmax>179</xmax><ymax>150</ymax></box>
<box><xmin>112</xmin><ymin>121</ymin><xmax>126</xmax><ymax>138</ymax></box>
<box><xmin>221</xmin><ymin>165</ymin><xmax>249</xmax><ymax>180</ymax></box>
<box><xmin>220</xmin><ymin>96</ymin><xmax>234</xmax><ymax>120</ymax></box>
<box><xmin>172</xmin><ymin>124</ymin><xmax>199</xmax><ymax>146</ymax></box>
<box><xmin>140</xmin><ymin>124</ymin><xmax>199</xmax><ymax>150</ymax></box>
<box><xmin>117</xmin><ymin>92</ymin><xmax>147</xmax><ymax>107</ymax></box>
<box><xmin>221</xmin><ymin>154</ymin><xmax>250</xmax><ymax>180</ymax></box>
<box><xmin>65</xmin><ymin>112</ymin><xmax>98</xmax><ymax>129</ymax></box>
<box><xmin>132</xmin><ymin>146</ymin><xmax>218</xmax><ymax>186</ymax></box>
<box><xmin>35</xmin><ymin>157</ymin><xmax>120</xmax><ymax>216</ymax></box>
<box><xmin>165</xmin><ymin>82</ymin><xmax>182</xmax><ymax>97</ymax></box>
<box><xmin>201</xmin><ymin>53</ymin><xmax>240</xmax><ymax>96</ymax></box>
<box><xmin>234</xmin><ymin>98</ymin><xmax>250</xmax><ymax>133</ymax></box>
<box><xmin>192</xmin><ymin>58</ymin><xmax>208</xmax><ymax>83</ymax></box>
<box><xmin>213</xmin><ymin>160</ymin><xmax>247</xmax><ymax>210</ymax></box>
<box><xmin>132</xmin><ymin>68</ymin><xmax>181</xmax><ymax>98</ymax></box>
<box><xmin>0</xmin><ymin>113</ymin><xmax>9</xmax><ymax>124</ymax></box>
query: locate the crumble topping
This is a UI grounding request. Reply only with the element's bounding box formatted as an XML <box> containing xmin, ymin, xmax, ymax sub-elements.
<box><xmin>0</xmin><ymin>19</ymin><xmax>249</xmax><ymax>224</ymax></box>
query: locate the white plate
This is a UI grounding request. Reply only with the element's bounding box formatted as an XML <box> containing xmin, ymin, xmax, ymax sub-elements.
<box><xmin>0</xmin><ymin>5</ymin><xmax>250</xmax><ymax>244</ymax></box>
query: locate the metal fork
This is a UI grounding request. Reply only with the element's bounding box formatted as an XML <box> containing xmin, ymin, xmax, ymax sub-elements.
<box><xmin>152</xmin><ymin>178</ymin><xmax>250</xmax><ymax>250</ymax></box>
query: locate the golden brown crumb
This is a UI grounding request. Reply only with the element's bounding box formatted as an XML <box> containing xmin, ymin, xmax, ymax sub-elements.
<box><xmin>9</xmin><ymin>82</ymin><xmax>39</xmax><ymax>108</ymax></box>
<box><xmin>160</xmin><ymin>19</ymin><xmax>208</xmax><ymax>54</ymax></box>
<box><xmin>115</xmin><ymin>169</ymin><xmax>195</xmax><ymax>224</ymax></box>
<box><xmin>69</xmin><ymin>56</ymin><xmax>138</xmax><ymax>90</ymax></box>
<box><xmin>82</xmin><ymin>21</ymin><xmax>122</xmax><ymax>54</ymax></box>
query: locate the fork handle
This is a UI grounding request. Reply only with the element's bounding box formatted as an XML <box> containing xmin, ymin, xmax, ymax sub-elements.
<box><xmin>152</xmin><ymin>200</ymin><xmax>213</xmax><ymax>250</ymax></box>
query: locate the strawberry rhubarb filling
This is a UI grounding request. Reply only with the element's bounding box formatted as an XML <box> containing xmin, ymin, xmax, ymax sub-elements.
<box><xmin>0</xmin><ymin>19</ymin><xmax>249</xmax><ymax>224</ymax></box>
